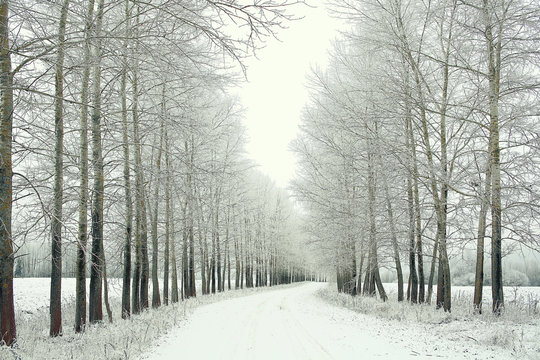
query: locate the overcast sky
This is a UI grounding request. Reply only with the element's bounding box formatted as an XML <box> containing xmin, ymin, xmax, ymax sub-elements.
<box><xmin>238</xmin><ymin>3</ymin><xmax>341</xmax><ymax>188</ymax></box>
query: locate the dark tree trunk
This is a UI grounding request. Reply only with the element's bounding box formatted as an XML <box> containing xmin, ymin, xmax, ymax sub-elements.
<box><xmin>75</xmin><ymin>0</ymin><xmax>94</xmax><ymax>332</ymax></box>
<box><xmin>188</xmin><ymin>224</ymin><xmax>196</xmax><ymax>297</ymax></box>
<box><xmin>211</xmin><ymin>229</ymin><xmax>216</xmax><ymax>293</ymax></box>
<box><xmin>163</xmin><ymin>134</ymin><xmax>170</xmax><ymax>305</ymax></box>
<box><xmin>169</xmin><ymin>174</ymin><xmax>179</xmax><ymax>303</ymax></box>
<box><xmin>483</xmin><ymin>0</ymin><xmax>503</xmax><ymax>314</ymax></box>
<box><xmin>406</xmin><ymin>116</ymin><xmax>418</xmax><ymax>303</ymax></box>
<box><xmin>120</xmin><ymin>0</ymin><xmax>131</xmax><ymax>319</ymax></box>
<box><xmin>473</xmin><ymin>163</ymin><xmax>490</xmax><ymax>312</ymax></box>
<box><xmin>227</xmin><ymin>241</ymin><xmax>231</xmax><ymax>290</ymax></box>
<box><xmin>414</xmin><ymin>176</ymin><xmax>425</xmax><ymax>304</ymax></box>
<box><xmin>140</xmin><ymin>191</ymin><xmax>150</xmax><ymax>310</ymax></box>
<box><xmin>235</xmin><ymin>222</ymin><xmax>240</xmax><ymax>289</ymax></box>
<box><xmin>216</xmin><ymin>215</ymin><xmax>222</xmax><ymax>292</ymax></box>
<box><xmin>151</xmin><ymin>96</ymin><xmax>165</xmax><ymax>307</ymax></box>
<box><xmin>0</xmin><ymin>0</ymin><xmax>16</xmax><ymax>346</ymax></box>
<box><xmin>182</xmin><ymin>217</ymin><xmax>188</xmax><ymax>298</ymax></box>
<box><xmin>89</xmin><ymin>0</ymin><xmax>105</xmax><ymax>324</ymax></box>
<box><xmin>199</xmin><ymin>226</ymin><xmax>207</xmax><ymax>295</ymax></box>
<box><xmin>50</xmin><ymin>0</ymin><xmax>70</xmax><ymax>337</ymax></box>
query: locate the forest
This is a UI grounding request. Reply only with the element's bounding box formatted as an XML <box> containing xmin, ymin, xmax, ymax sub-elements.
<box><xmin>0</xmin><ymin>0</ymin><xmax>539</xmax><ymax>357</ymax></box>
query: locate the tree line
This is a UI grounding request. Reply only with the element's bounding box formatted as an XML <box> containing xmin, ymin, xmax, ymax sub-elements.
<box><xmin>292</xmin><ymin>0</ymin><xmax>539</xmax><ymax>313</ymax></box>
<box><xmin>0</xmin><ymin>0</ymin><xmax>309</xmax><ymax>347</ymax></box>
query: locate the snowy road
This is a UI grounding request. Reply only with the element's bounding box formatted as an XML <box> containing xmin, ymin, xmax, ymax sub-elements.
<box><xmin>143</xmin><ymin>282</ymin><xmax>430</xmax><ymax>360</ymax></box>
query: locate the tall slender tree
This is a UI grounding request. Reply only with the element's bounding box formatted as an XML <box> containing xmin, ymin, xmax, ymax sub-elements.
<box><xmin>120</xmin><ymin>0</ymin><xmax>132</xmax><ymax>319</ymax></box>
<box><xmin>75</xmin><ymin>0</ymin><xmax>95</xmax><ymax>333</ymax></box>
<box><xmin>50</xmin><ymin>0</ymin><xmax>70</xmax><ymax>337</ymax></box>
<box><xmin>0</xmin><ymin>0</ymin><xmax>16</xmax><ymax>346</ymax></box>
<box><xmin>89</xmin><ymin>0</ymin><xmax>105</xmax><ymax>324</ymax></box>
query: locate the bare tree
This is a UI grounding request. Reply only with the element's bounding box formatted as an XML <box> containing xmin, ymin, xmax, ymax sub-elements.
<box><xmin>0</xmin><ymin>0</ymin><xmax>16</xmax><ymax>346</ymax></box>
<box><xmin>120</xmin><ymin>0</ymin><xmax>132</xmax><ymax>319</ymax></box>
<box><xmin>50</xmin><ymin>0</ymin><xmax>70</xmax><ymax>337</ymax></box>
<box><xmin>75</xmin><ymin>0</ymin><xmax>95</xmax><ymax>333</ymax></box>
<box><xmin>89</xmin><ymin>0</ymin><xmax>105</xmax><ymax>324</ymax></box>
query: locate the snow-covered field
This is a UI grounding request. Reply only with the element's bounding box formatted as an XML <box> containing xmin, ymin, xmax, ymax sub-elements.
<box><xmin>13</xmin><ymin>277</ymin><xmax>123</xmax><ymax>315</ymax></box>
<box><xmin>14</xmin><ymin>278</ymin><xmax>539</xmax><ymax>316</ymax></box>
<box><xmin>3</xmin><ymin>279</ymin><xmax>540</xmax><ymax>359</ymax></box>
<box><xmin>13</xmin><ymin>277</ymin><xmax>197</xmax><ymax>315</ymax></box>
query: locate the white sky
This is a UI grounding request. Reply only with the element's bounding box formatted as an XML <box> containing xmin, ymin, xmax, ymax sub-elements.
<box><xmin>239</xmin><ymin>3</ymin><xmax>341</xmax><ymax>188</ymax></box>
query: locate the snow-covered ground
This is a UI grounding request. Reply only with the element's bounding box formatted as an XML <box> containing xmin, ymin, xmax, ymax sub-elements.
<box><xmin>13</xmin><ymin>277</ymin><xmax>193</xmax><ymax>315</ymax></box>
<box><xmin>142</xmin><ymin>282</ymin><xmax>539</xmax><ymax>360</ymax></box>
<box><xmin>4</xmin><ymin>279</ymin><xmax>540</xmax><ymax>359</ymax></box>
<box><xmin>318</xmin><ymin>284</ymin><xmax>540</xmax><ymax>359</ymax></box>
<box><xmin>13</xmin><ymin>277</ymin><xmax>123</xmax><ymax>315</ymax></box>
<box><xmin>2</xmin><ymin>278</ymin><xmax>298</xmax><ymax>359</ymax></box>
<box><xmin>143</xmin><ymin>282</ymin><xmax>415</xmax><ymax>359</ymax></box>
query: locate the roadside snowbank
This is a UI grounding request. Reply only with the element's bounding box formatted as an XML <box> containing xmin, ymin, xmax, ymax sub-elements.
<box><xmin>317</xmin><ymin>284</ymin><xmax>540</xmax><ymax>359</ymax></box>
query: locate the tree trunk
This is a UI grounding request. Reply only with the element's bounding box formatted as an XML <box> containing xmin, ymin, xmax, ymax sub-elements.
<box><xmin>482</xmin><ymin>0</ymin><xmax>503</xmax><ymax>314</ymax></box>
<box><xmin>235</xmin><ymin>224</ymin><xmax>240</xmax><ymax>289</ymax></box>
<box><xmin>89</xmin><ymin>0</ymin><xmax>105</xmax><ymax>324</ymax></box>
<box><xmin>473</xmin><ymin>142</ymin><xmax>492</xmax><ymax>313</ymax></box>
<box><xmin>426</xmin><ymin>231</ymin><xmax>439</xmax><ymax>304</ymax></box>
<box><xmin>211</xmin><ymin>221</ymin><xmax>216</xmax><ymax>294</ymax></box>
<box><xmin>169</xmin><ymin>161</ymin><xmax>179</xmax><ymax>303</ymax></box>
<box><xmin>74</xmin><ymin>0</ymin><xmax>92</xmax><ymax>331</ymax></box>
<box><xmin>198</xmin><ymin>221</ymin><xmax>206</xmax><ymax>295</ymax></box>
<box><xmin>240</xmin><ymin>241</ymin><xmax>244</xmax><ymax>289</ymax></box>
<box><xmin>413</xmin><ymin>161</ymin><xmax>425</xmax><ymax>304</ymax></box>
<box><xmin>0</xmin><ymin>0</ymin><xmax>16</xmax><ymax>346</ymax></box>
<box><xmin>163</xmin><ymin>209</ymin><xmax>169</xmax><ymax>305</ymax></box>
<box><xmin>380</xmin><ymin>155</ymin><xmax>403</xmax><ymax>301</ymax></box>
<box><xmin>131</xmin><ymin>7</ymin><xmax>149</xmax><ymax>310</ymax></box>
<box><xmin>120</xmin><ymin>0</ymin><xmax>131</xmax><ymax>320</ymax></box>
<box><xmin>363</xmin><ymin>124</ymin><xmax>385</xmax><ymax>301</ymax></box>
<box><xmin>356</xmin><ymin>240</ymin><xmax>365</xmax><ymax>293</ymax></box>
<box><xmin>187</xmin><ymin>140</ymin><xmax>196</xmax><ymax>297</ymax></box>
<box><xmin>132</xmin><ymin>209</ymin><xmax>141</xmax><ymax>315</ymax></box>
<box><xmin>139</xmin><ymin>184</ymin><xmax>150</xmax><ymax>310</ymax></box>
<box><xmin>101</xmin><ymin>240</ymin><xmax>113</xmax><ymax>323</ymax></box>
<box><xmin>404</xmin><ymin>73</ymin><xmax>418</xmax><ymax>304</ymax></box>
<box><xmin>151</xmin><ymin>87</ymin><xmax>165</xmax><ymax>309</ymax></box>
<box><xmin>131</xmin><ymin>6</ymin><xmax>142</xmax><ymax>314</ymax></box>
<box><xmin>216</xmin><ymin>212</ymin><xmax>222</xmax><ymax>292</ymax></box>
<box><xmin>182</xmin><ymin>202</ymin><xmax>188</xmax><ymax>299</ymax></box>
<box><xmin>50</xmin><ymin>0</ymin><xmax>69</xmax><ymax>337</ymax></box>
<box><xmin>163</xmin><ymin>132</ymin><xmax>171</xmax><ymax>305</ymax></box>
<box><xmin>413</xmin><ymin>173</ymin><xmax>425</xmax><ymax>304</ymax></box>
<box><xmin>227</xmin><ymin>235</ymin><xmax>231</xmax><ymax>290</ymax></box>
